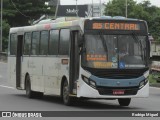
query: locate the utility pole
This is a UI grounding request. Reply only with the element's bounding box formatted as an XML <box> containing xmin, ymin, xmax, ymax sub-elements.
<box><xmin>99</xmin><ymin>0</ymin><xmax>101</xmax><ymax>17</ymax></box>
<box><xmin>125</xmin><ymin>0</ymin><xmax>127</xmax><ymax>18</ymax></box>
<box><xmin>55</xmin><ymin>0</ymin><xmax>60</xmax><ymax>18</ymax></box>
<box><xmin>75</xmin><ymin>0</ymin><xmax>78</xmax><ymax>17</ymax></box>
<box><xmin>0</xmin><ymin>0</ymin><xmax>3</xmax><ymax>52</ymax></box>
<box><xmin>92</xmin><ymin>0</ymin><xmax>93</xmax><ymax>17</ymax></box>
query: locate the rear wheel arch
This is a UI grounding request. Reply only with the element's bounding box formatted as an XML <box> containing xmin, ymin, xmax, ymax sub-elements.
<box><xmin>24</xmin><ymin>73</ymin><xmax>29</xmax><ymax>90</ymax></box>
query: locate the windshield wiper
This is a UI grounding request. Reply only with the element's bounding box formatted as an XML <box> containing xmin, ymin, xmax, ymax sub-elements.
<box><xmin>99</xmin><ymin>32</ymin><xmax>108</xmax><ymax>61</ymax></box>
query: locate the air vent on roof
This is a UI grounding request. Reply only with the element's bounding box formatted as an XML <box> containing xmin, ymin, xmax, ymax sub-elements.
<box><xmin>113</xmin><ymin>16</ymin><xmax>126</xmax><ymax>19</ymax></box>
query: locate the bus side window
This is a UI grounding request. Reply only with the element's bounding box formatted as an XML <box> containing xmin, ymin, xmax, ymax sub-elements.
<box><xmin>24</xmin><ymin>32</ymin><xmax>31</xmax><ymax>55</ymax></box>
<box><xmin>49</xmin><ymin>30</ymin><xmax>59</xmax><ymax>55</ymax></box>
<box><xmin>59</xmin><ymin>29</ymin><xmax>70</xmax><ymax>55</ymax></box>
<box><xmin>31</xmin><ymin>31</ymin><xmax>40</xmax><ymax>55</ymax></box>
<box><xmin>10</xmin><ymin>33</ymin><xmax>17</xmax><ymax>55</ymax></box>
<box><xmin>40</xmin><ymin>31</ymin><xmax>49</xmax><ymax>55</ymax></box>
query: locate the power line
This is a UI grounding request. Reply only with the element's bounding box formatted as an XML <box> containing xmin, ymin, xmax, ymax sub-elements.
<box><xmin>10</xmin><ymin>0</ymin><xmax>31</xmax><ymax>19</ymax></box>
<box><xmin>0</xmin><ymin>0</ymin><xmax>3</xmax><ymax>52</ymax></box>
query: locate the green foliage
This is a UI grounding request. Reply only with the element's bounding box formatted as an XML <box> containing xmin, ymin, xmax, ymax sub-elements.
<box><xmin>2</xmin><ymin>20</ymin><xmax>10</xmax><ymax>51</ymax></box>
<box><xmin>3</xmin><ymin>0</ymin><xmax>55</xmax><ymax>26</ymax></box>
<box><xmin>105</xmin><ymin>0</ymin><xmax>137</xmax><ymax>17</ymax></box>
<box><xmin>104</xmin><ymin>0</ymin><xmax>160</xmax><ymax>41</ymax></box>
<box><xmin>149</xmin><ymin>74</ymin><xmax>158</xmax><ymax>84</ymax></box>
<box><xmin>2</xmin><ymin>0</ymin><xmax>55</xmax><ymax>51</ymax></box>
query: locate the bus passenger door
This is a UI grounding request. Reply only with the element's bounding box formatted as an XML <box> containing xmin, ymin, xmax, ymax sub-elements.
<box><xmin>16</xmin><ymin>35</ymin><xmax>23</xmax><ymax>89</ymax></box>
<box><xmin>69</xmin><ymin>31</ymin><xmax>80</xmax><ymax>94</ymax></box>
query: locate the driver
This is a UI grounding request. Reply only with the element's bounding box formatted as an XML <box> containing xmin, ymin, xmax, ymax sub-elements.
<box><xmin>119</xmin><ymin>46</ymin><xmax>128</xmax><ymax>58</ymax></box>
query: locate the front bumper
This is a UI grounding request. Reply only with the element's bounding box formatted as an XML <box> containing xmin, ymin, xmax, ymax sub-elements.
<box><xmin>77</xmin><ymin>78</ymin><xmax>149</xmax><ymax>98</ymax></box>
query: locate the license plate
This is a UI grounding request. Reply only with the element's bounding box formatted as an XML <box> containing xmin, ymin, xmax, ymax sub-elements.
<box><xmin>113</xmin><ymin>90</ymin><xmax>125</xmax><ymax>95</ymax></box>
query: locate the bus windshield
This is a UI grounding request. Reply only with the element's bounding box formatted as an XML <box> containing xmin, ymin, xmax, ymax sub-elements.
<box><xmin>82</xmin><ymin>34</ymin><xmax>147</xmax><ymax>69</ymax></box>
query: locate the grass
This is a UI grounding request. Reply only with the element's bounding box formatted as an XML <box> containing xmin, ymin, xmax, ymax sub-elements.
<box><xmin>149</xmin><ymin>74</ymin><xmax>157</xmax><ymax>84</ymax></box>
<box><xmin>149</xmin><ymin>74</ymin><xmax>160</xmax><ymax>87</ymax></box>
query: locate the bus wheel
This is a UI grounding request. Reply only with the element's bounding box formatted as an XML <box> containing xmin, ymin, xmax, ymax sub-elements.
<box><xmin>118</xmin><ymin>98</ymin><xmax>131</xmax><ymax>106</ymax></box>
<box><xmin>26</xmin><ymin>75</ymin><xmax>35</xmax><ymax>98</ymax></box>
<box><xmin>62</xmin><ymin>80</ymin><xmax>72</xmax><ymax>105</ymax></box>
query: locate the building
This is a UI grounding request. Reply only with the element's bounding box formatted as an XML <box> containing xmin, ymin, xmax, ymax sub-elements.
<box><xmin>56</xmin><ymin>4</ymin><xmax>105</xmax><ymax>17</ymax></box>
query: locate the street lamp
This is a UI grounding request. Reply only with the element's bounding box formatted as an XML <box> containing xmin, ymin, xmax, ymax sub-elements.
<box><xmin>0</xmin><ymin>0</ymin><xmax>3</xmax><ymax>52</ymax></box>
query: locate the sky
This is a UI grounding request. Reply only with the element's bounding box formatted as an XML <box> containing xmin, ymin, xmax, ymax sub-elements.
<box><xmin>60</xmin><ymin>0</ymin><xmax>160</xmax><ymax>7</ymax></box>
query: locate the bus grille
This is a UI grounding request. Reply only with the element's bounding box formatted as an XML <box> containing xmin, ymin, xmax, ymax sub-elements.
<box><xmin>97</xmin><ymin>87</ymin><xmax>138</xmax><ymax>95</ymax></box>
<box><xmin>85</xmin><ymin>68</ymin><xmax>148</xmax><ymax>79</ymax></box>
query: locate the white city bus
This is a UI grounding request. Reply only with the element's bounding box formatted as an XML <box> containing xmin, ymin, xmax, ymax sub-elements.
<box><xmin>8</xmin><ymin>17</ymin><xmax>150</xmax><ymax>106</ymax></box>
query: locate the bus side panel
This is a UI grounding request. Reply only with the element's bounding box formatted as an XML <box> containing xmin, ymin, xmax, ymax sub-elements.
<box><xmin>8</xmin><ymin>57</ymin><xmax>16</xmax><ymax>88</ymax></box>
<box><xmin>58</xmin><ymin>56</ymin><xmax>70</xmax><ymax>93</ymax></box>
<box><xmin>21</xmin><ymin>56</ymin><xmax>30</xmax><ymax>89</ymax></box>
<box><xmin>43</xmin><ymin>57</ymin><xmax>60</xmax><ymax>95</ymax></box>
<box><xmin>28</xmin><ymin>57</ymin><xmax>44</xmax><ymax>92</ymax></box>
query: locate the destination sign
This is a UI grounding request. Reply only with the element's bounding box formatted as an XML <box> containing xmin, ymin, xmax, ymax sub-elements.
<box><xmin>92</xmin><ymin>22</ymin><xmax>140</xmax><ymax>30</ymax></box>
<box><xmin>84</xmin><ymin>20</ymin><xmax>147</xmax><ymax>32</ymax></box>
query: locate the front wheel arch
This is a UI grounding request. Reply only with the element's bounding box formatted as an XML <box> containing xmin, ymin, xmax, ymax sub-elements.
<box><xmin>60</xmin><ymin>76</ymin><xmax>68</xmax><ymax>98</ymax></box>
<box><xmin>61</xmin><ymin>78</ymin><xmax>74</xmax><ymax>106</ymax></box>
<box><xmin>118</xmin><ymin>98</ymin><xmax>131</xmax><ymax>106</ymax></box>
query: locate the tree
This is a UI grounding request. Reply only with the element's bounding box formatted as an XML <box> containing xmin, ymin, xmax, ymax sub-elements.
<box><xmin>104</xmin><ymin>0</ymin><xmax>137</xmax><ymax>17</ymax></box>
<box><xmin>104</xmin><ymin>0</ymin><xmax>160</xmax><ymax>41</ymax></box>
<box><xmin>138</xmin><ymin>1</ymin><xmax>160</xmax><ymax>41</ymax></box>
<box><xmin>2</xmin><ymin>20</ymin><xmax>10</xmax><ymax>51</ymax></box>
<box><xmin>3</xmin><ymin>0</ymin><xmax>55</xmax><ymax>27</ymax></box>
<box><xmin>1</xmin><ymin>0</ymin><xmax>55</xmax><ymax>51</ymax></box>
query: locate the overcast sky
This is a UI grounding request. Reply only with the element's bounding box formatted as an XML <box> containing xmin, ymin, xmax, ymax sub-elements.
<box><xmin>60</xmin><ymin>0</ymin><xmax>160</xmax><ymax>7</ymax></box>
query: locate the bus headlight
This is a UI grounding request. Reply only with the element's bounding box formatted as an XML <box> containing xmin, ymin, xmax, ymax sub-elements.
<box><xmin>144</xmin><ymin>79</ymin><xmax>148</xmax><ymax>84</ymax></box>
<box><xmin>139</xmin><ymin>79</ymin><xmax>148</xmax><ymax>89</ymax></box>
<box><xmin>81</xmin><ymin>75</ymin><xmax>96</xmax><ymax>89</ymax></box>
<box><xmin>139</xmin><ymin>81</ymin><xmax>145</xmax><ymax>89</ymax></box>
<box><xmin>90</xmin><ymin>80</ymin><xmax>96</xmax><ymax>88</ymax></box>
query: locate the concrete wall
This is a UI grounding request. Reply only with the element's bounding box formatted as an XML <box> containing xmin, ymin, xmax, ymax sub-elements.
<box><xmin>0</xmin><ymin>52</ymin><xmax>7</xmax><ymax>62</ymax></box>
<box><xmin>150</xmin><ymin>41</ymin><xmax>160</xmax><ymax>57</ymax></box>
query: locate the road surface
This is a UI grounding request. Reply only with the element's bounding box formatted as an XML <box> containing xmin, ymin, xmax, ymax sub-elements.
<box><xmin>0</xmin><ymin>62</ymin><xmax>160</xmax><ymax>119</ymax></box>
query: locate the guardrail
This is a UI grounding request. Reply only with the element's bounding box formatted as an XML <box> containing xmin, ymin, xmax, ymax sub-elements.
<box><xmin>0</xmin><ymin>52</ymin><xmax>7</xmax><ymax>62</ymax></box>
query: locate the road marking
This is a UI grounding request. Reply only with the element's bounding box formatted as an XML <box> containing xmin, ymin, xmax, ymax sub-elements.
<box><xmin>0</xmin><ymin>84</ymin><xmax>14</xmax><ymax>89</ymax></box>
<box><xmin>0</xmin><ymin>62</ymin><xmax>7</xmax><ymax>64</ymax></box>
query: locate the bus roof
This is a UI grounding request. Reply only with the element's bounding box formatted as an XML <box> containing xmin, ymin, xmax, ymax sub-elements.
<box><xmin>9</xmin><ymin>16</ymin><xmax>146</xmax><ymax>34</ymax></box>
<box><xmin>89</xmin><ymin>16</ymin><xmax>145</xmax><ymax>22</ymax></box>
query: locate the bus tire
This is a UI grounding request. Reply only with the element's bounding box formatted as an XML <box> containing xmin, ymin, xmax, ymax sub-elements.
<box><xmin>25</xmin><ymin>75</ymin><xmax>35</xmax><ymax>98</ymax></box>
<box><xmin>118</xmin><ymin>98</ymin><xmax>131</xmax><ymax>106</ymax></box>
<box><xmin>62</xmin><ymin>80</ymin><xmax>73</xmax><ymax>106</ymax></box>
<box><xmin>34</xmin><ymin>92</ymin><xmax>44</xmax><ymax>99</ymax></box>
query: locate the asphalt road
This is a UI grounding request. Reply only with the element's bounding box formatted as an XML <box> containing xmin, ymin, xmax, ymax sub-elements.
<box><xmin>0</xmin><ymin>62</ymin><xmax>160</xmax><ymax>119</ymax></box>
